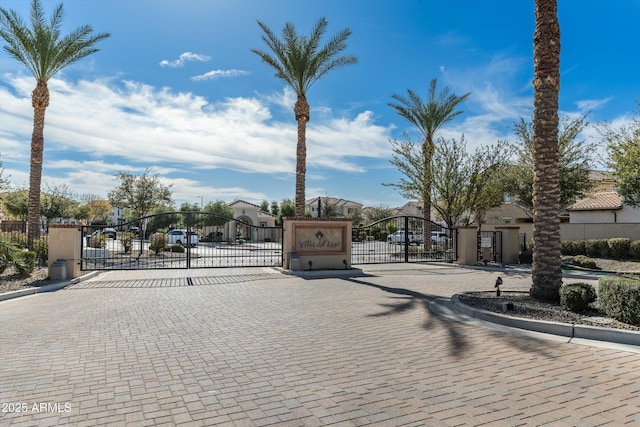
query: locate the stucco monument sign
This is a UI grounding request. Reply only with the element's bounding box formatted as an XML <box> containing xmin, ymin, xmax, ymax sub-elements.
<box><xmin>283</xmin><ymin>218</ymin><xmax>352</xmax><ymax>271</ymax></box>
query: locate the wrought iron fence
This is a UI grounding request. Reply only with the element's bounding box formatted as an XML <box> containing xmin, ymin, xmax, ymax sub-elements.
<box><xmin>477</xmin><ymin>231</ymin><xmax>503</xmax><ymax>264</ymax></box>
<box><xmin>80</xmin><ymin>211</ymin><xmax>282</xmax><ymax>270</ymax></box>
<box><xmin>352</xmin><ymin>216</ymin><xmax>457</xmax><ymax>264</ymax></box>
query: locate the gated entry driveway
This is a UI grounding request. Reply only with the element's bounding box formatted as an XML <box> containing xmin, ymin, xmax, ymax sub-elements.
<box><xmin>1</xmin><ymin>264</ymin><xmax>639</xmax><ymax>426</ymax></box>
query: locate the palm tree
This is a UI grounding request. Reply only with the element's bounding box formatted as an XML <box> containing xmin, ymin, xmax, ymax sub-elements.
<box><xmin>388</xmin><ymin>78</ymin><xmax>470</xmax><ymax>222</ymax></box>
<box><xmin>0</xmin><ymin>0</ymin><xmax>110</xmax><ymax>248</ymax></box>
<box><xmin>252</xmin><ymin>17</ymin><xmax>357</xmax><ymax>217</ymax></box>
<box><xmin>530</xmin><ymin>0</ymin><xmax>562</xmax><ymax>301</ymax></box>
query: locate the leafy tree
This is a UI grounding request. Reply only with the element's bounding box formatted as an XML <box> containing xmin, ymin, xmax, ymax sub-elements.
<box><xmin>504</xmin><ymin>116</ymin><xmax>596</xmax><ymax>214</ymax></box>
<box><xmin>202</xmin><ymin>200</ymin><xmax>234</xmax><ymax>228</ymax></box>
<box><xmin>252</xmin><ymin>17</ymin><xmax>357</xmax><ymax>216</ymax></box>
<box><xmin>530</xmin><ymin>0</ymin><xmax>562</xmax><ymax>302</ymax></box>
<box><xmin>0</xmin><ymin>158</ymin><xmax>9</xmax><ymax>194</ymax></box>
<box><xmin>598</xmin><ymin>106</ymin><xmax>640</xmax><ymax>207</ymax></box>
<box><xmin>146</xmin><ymin>206</ymin><xmax>178</xmax><ymax>234</ymax></box>
<box><xmin>388</xmin><ymin>78</ymin><xmax>470</xmax><ymax>222</ymax></box>
<box><xmin>347</xmin><ymin>207</ymin><xmax>364</xmax><ymax>226</ymax></box>
<box><xmin>82</xmin><ymin>196</ymin><xmax>112</xmax><ymax>224</ymax></box>
<box><xmin>277</xmin><ymin>199</ymin><xmax>296</xmax><ymax>225</ymax></box>
<box><xmin>319</xmin><ymin>197</ymin><xmax>339</xmax><ymax>217</ymax></box>
<box><xmin>259</xmin><ymin>200</ymin><xmax>270</xmax><ymax>212</ymax></box>
<box><xmin>179</xmin><ymin>202</ymin><xmax>201</xmax><ymax>212</ymax></box>
<box><xmin>431</xmin><ymin>136</ymin><xmax>511</xmax><ymax>228</ymax></box>
<box><xmin>1</xmin><ymin>189</ymin><xmax>29</xmax><ymax>220</ymax></box>
<box><xmin>0</xmin><ymin>0</ymin><xmax>109</xmax><ymax>248</ymax></box>
<box><xmin>365</xmin><ymin>206</ymin><xmax>394</xmax><ymax>223</ymax></box>
<box><xmin>72</xmin><ymin>203</ymin><xmax>92</xmax><ymax>224</ymax></box>
<box><xmin>107</xmin><ymin>169</ymin><xmax>172</xmax><ymax>220</ymax></box>
<box><xmin>40</xmin><ymin>183</ymin><xmax>77</xmax><ymax>229</ymax></box>
<box><xmin>270</xmin><ymin>200</ymin><xmax>279</xmax><ymax>217</ymax></box>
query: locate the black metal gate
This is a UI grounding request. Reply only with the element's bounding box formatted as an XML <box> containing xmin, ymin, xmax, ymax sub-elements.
<box><xmin>477</xmin><ymin>231</ymin><xmax>502</xmax><ymax>264</ymax></box>
<box><xmin>352</xmin><ymin>216</ymin><xmax>457</xmax><ymax>264</ymax></box>
<box><xmin>80</xmin><ymin>211</ymin><xmax>283</xmax><ymax>270</ymax></box>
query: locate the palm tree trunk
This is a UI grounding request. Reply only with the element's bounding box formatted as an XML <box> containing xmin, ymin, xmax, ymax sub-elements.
<box><xmin>422</xmin><ymin>139</ymin><xmax>434</xmax><ymax>223</ymax></box>
<box><xmin>294</xmin><ymin>94</ymin><xmax>310</xmax><ymax>217</ymax></box>
<box><xmin>27</xmin><ymin>81</ymin><xmax>49</xmax><ymax>250</ymax></box>
<box><xmin>530</xmin><ymin>0</ymin><xmax>562</xmax><ymax>302</ymax></box>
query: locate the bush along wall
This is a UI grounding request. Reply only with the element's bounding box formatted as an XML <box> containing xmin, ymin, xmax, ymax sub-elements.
<box><xmin>598</xmin><ymin>276</ymin><xmax>640</xmax><ymax>326</ymax></box>
<box><xmin>561</xmin><ymin>238</ymin><xmax>639</xmax><ymax>259</ymax></box>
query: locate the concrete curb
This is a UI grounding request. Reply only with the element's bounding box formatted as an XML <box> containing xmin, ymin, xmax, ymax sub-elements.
<box><xmin>0</xmin><ymin>270</ymin><xmax>101</xmax><ymax>302</ymax></box>
<box><xmin>449</xmin><ymin>293</ymin><xmax>640</xmax><ymax>347</ymax></box>
<box><xmin>274</xmin><ymin>267</ymin><xmax>367</xmax><ymax>279</ymax></box>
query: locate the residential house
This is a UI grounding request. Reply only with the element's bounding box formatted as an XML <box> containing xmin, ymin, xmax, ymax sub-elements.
<box><xmin>305</xmin><ymin>197</ymin><xmax>363</xmax><ymax>218</ymax></box>
<box><xmin>567</xmin><ymin>192</ymin><xmax>640</xmax><ymax>223</ymax></box>
<box><xmin>228</xmin><ymin>200</ymin><xmax>277</xmax><ymax>241</ymax></box>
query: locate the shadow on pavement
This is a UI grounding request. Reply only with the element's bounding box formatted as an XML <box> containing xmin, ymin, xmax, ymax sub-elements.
<box><xmin>342</xmin><ymin>275</ymin><xmax>562</xmax><ymax>360</ymax></box>
<box><xmin>342</xmin><ymin>277</ymin><xmax>470</xmax><ymax>358</ymax></box>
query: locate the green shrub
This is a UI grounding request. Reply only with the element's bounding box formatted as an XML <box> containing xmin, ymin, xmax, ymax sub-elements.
<box><xmin>585</xmin><ymin>239</ymin><xmax>600</xmax><ymax>257</ymax></box>
<box><xmin>559</xmin><ymin>283</ymin><xmax>596</xmax><ymax>313</ymax></box>
<box><xmin>598</xmin><ymin>276</ymin><xmax>640</xmax><ymax>325</ymax></box>
<box><xmin>149</xmin><ymin>233</ymin><xmax>168</xmax><ymax>254</ymax></box>
<box><xmin>561</xmin><ymin>241</ymin><xmax>575</xmax><ymax>256</ymax></box>
<box><xmin>0</xmin><ymin>233</ymin><xmax>20</xmax><ymax>274</ymax></box>
<box><xmin>519</xmin><ymin>250</ymin><xmax>533</xmax><ymax>264</ymax></box>
<box><xmin>33</xmin><ymin>235</ymin><xmax>48</xmax><ymax>266</ymax></box>
<box><xmin>118</xmin><ymin>232</ymin><xmax>135</xmax><ymax>254</ymax></box>
<box><xmin>630</xmin><ymin>240</ymin><xmax>640</xmax><ymax>259</ymax></box>
<box><xmin>596</xmin><ymin>239</ymin><xmax>610</xmax><ymax>258</ymax></box>
<box><xmin>573</xmin><ymin>240</ymin><xmax>586</xmax><ymax>256</ymax></box>
<box><xmin>169</xmin><ymin>244</ymin><xmax>185</xmax><ymax>253</ymax></box>
<box><xmin>90</xmin><ymin>234</ymin><xmax>106</xmax><ymax>248</ymax></box>
<box><xmin>608</xmin><ymin>238</ymin><xmax>631</xmax><ymax>258</ymax></box>
<box><xmin>6</xmin><ymin>231</ymin><xmax>27</xmax><ymax>249</ymax></box>
<box><xmin>572</xmin><ymin>255</ymin><xmax>597</xmax><ymax>269</ymax></box>
<box><xmin>15</xmin><ymin>251</ymin><xmax>37</xmax><ymax>274</ymax></box>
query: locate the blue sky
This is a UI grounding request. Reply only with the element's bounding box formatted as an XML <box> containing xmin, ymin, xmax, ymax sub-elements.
<box><xmin>1</xmin><ymin>0</ymin><xmax>639</xmax><ymax>210</ymax></box>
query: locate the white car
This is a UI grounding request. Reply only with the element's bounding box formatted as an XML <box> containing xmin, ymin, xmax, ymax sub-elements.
<box><xmin>167</xmin><ymin>229</ymin><xmax>198</xmax><ymax>247</ymax></box>
<box><xmin>431</xmin><ymin>231</ymin><xmax>448</xmax><ymax>244</ymax></box>
<box><xmin>387</xmin><ymin>230</ymin><xmax>423</xmax><ymax>244</ymax></box>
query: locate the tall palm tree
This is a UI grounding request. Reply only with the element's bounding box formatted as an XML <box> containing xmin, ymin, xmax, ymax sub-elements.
<box><xmin>252</xmin><ymin>17</ymin><xmax>357</xmax><ymax>217</ymax></box>
<box><xmin>0</xmin><ymin>0</ymin><xmax>110</xmax><ymax>248</ymax></box>
<box><xmin>530</xmin><ymin>0</ymin><xmax>562</xmax><ymax>301</ymax></box>
<box><xmin>389</xmin><ymin>78</ymin><xmax>470</xmax><ymax>222</ymax></box>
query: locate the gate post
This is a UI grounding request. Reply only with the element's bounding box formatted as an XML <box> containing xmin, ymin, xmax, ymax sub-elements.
<box><xmin>48</xmin><ymin>224</ymin><xmax>82</xmax><ymax>279</ymax></box>
<box><xmin>454</xmin><ymin>226</ymin><xmax>478</xmax><ymax>266</ymax></box>
<box><xmin>494</xmin><ymin>226</ymin><xmax>520</xmax><ymax>264</ymax></box>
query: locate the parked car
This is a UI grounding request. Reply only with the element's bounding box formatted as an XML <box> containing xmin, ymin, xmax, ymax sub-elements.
<box><xmin>430</xmin><ymin>231</ymin><xmax>448</xmax><ymax>244</ymax></box>
<box><xmin>167</xmin><ymin>229</ymin><xmax>198</xmax><ymax>247</ymax></box>
<box><xmin>387</xmin><ymin>230</ymin><xmax>423</xmax><ymax>244</ymax></box>
<box><xmin>91</xmin><ymin>228</ymin><xmax>117</xmax><ymax>239</ymax></box>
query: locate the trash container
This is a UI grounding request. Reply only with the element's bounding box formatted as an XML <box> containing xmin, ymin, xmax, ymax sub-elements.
<box><xmin>289</xmin><ymin>252</ymin><xmax>300</xmax><ymax>271</ymax></box>
<box><xmin>50</xmin><ymin>259</ymin><xmax>67</xmax><ymax>281</ymax></box>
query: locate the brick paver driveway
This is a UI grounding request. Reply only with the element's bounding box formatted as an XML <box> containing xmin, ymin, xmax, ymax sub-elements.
<box><xmin>1</xmin><ymin>264</ymin><xmax>639</xmax><ymax>426</ymax></box>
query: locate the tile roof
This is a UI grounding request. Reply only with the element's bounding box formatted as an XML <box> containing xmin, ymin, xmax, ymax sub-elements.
<box><xmin>568</xmin><ymin>192</ymin><xmax>623</xmax><ymax>211</ymax></box>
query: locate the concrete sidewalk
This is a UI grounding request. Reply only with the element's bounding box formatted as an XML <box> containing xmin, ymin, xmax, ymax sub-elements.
<box><xmin>1</xmin><ymin>263</ymin><xmax>638</xmax><ymax>426</ymax></box>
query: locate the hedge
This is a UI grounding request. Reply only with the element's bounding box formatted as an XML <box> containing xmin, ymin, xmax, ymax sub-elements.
<box><xmin>598</xmin><ymin>276</ymin><xmax>640</xmax><ymax>326</ymax></box>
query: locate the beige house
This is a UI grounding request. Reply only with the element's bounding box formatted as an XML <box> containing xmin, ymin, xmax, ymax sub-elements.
<box><xmin>305</xmin><ymin>197</ymin><xmax>363</xmax><ymax>218</ymax></box>
<box><xmin>567</xmin><ymin>192</ymin><xmax>640</xmax><ymax>223</ymax></box>
<box><xmin>588</xmin><ymin>170</ymin><xmax>616</xmax><ymax>194</ymax></box>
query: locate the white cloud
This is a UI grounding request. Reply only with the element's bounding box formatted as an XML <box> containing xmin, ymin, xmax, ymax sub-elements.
<box><xmin>192</xmin><ymin>69</ymin><xmax>250</xmax><ymax>81</ymax></box>
<box><xmin>159</xmin><ymin>52</ymin><xmax>211</xmax><ymax>68</ymax></box>
<box><xmin>0</xmin><ymin>74</ymin><xmax>394</xmax><ymax>204</ymax></box>
<box><xmin>576</xmin><ymin>97</ymin><xmax>613</xmax><ymax>114</ymax></box>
